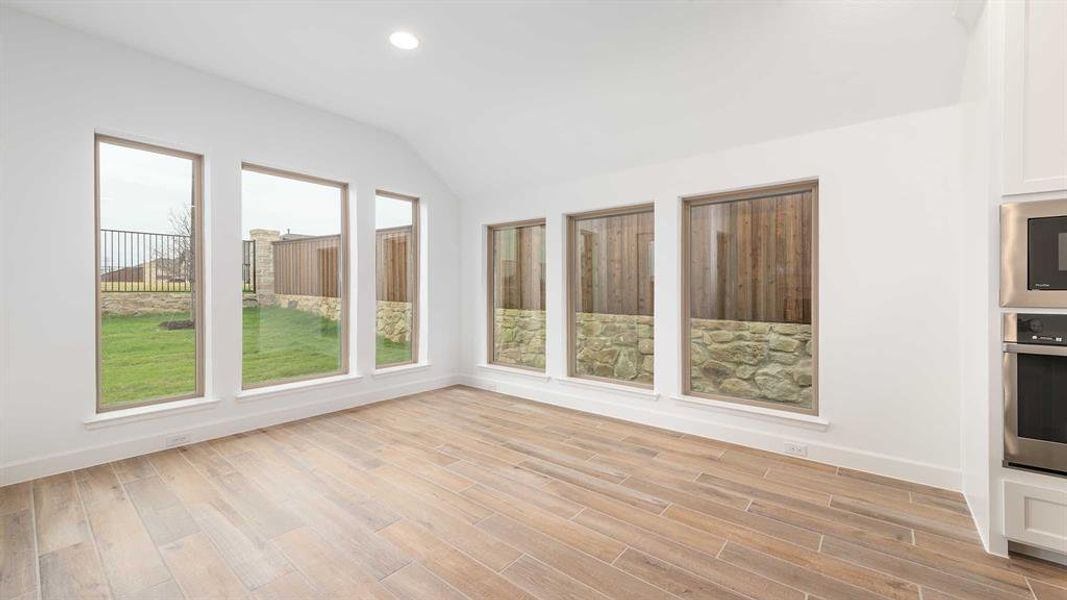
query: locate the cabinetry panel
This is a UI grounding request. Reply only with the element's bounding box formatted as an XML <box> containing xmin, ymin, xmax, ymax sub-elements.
<box><xmin>1005</xmin><ymin>480</ymin><xmax>1067</xmax><ymax>552</ymax></box>
<box><xmin>1005</xmin><ymin>0</ymin><xmax>1067</xmax><ymax>195</ymax></box>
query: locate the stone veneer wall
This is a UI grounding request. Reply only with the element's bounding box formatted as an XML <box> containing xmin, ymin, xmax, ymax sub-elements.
<box><xmin>493</xmin><ymin>308</ymin><xmax>546</xmax><ymax>369</ymax></box>
<box><xmin>689</xmin><ymin>319</ymin><xmax>813</xmax><ymax>408</ymax></box>
<box><xmin>101</xmin><ymin>292</ymin><xmax>192</xmax><ymax>316</ymax></box>
<box><xmin>273</xmin><ymin>293</ymin><xmax>342</xmax><ymax>321</ymax></box>
<box><xmin>492</xmin><ymin>310</ymin><xmax>653</xmax><ymax>382</ymax></box>
<box><xmin>377</xmin><ymin>301</ymin><xmax>412</xmax><ymax>343</ymax></box>
<box><xmin>574</xmin><ymin>313</ymin><xmax>654</xmax><ymax>384</ymax></box>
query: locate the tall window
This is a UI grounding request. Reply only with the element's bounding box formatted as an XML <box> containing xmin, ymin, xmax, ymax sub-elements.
<box><xmin>567</xmin><ymin>205</ymin><xmax>655</xmax><ymax>386</ymax></box>
<box><xmin>240</xmin><ymin>164</ymin><xmax>348</xmax><ymax>388</ymax></box>
<box><xmin>683</xmin><ymin>181</ymin><xmax>817</xmax><ymax>413</ymax></box>
<box><xmin>487</xmin><ymin>220</ymin><xmax>546</xmax><ymax>370</ymax></box>
<box><xmin>376</xmin><ymin>191</ymin><xmax>419</xmax><ymax>367</ymax></box>
<box><xmin>96</xmin><ymin>135</ymin><xmax>203</xmax><ymax>410</ymax></box>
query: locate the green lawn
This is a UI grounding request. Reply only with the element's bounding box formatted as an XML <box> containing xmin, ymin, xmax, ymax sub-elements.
<box><xmin>242</xmin><ymin>305</ymin><xmax>342</xmax><ymax>387</ymax></box>
<box><xmin>100</xmin><ymin>306</ymin><xmax>408</xmax><ymax>406</ymax></box>
<box><xmin>101</xmin><ymin>311</ymin><xmax>197</xmax><ymax>404</ymax></box>
<box><xmin>376</xmin><ymin>335</ymin><xmax>412</xmax><ymax>367</ymax></box>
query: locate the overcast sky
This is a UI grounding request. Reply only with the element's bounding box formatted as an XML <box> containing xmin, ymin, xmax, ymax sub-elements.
<box><xmin>99</xmin><ymin>141</ymin><xmax>414</xmax><ymax>240</ymax></box>
<box><xmin>98</xmin><ymin>142</ymin><xmax>192</xmax><ymax>234</ymax></box>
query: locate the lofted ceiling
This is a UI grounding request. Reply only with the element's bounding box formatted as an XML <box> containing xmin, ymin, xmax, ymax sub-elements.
<box><xmin>5</xmin><ymin>1</ymin><xmax>973</xmax><ymax>198</ymax></box>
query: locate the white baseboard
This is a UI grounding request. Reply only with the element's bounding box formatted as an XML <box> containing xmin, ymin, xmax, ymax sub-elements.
<box><xmin>0</xmin><ymin>375</ymin><xmax>460</xmax><ymax>485</ymax></box>
<box><xmin>1009</xmin><ymin>541</ymin><xmax>1067</xmax><ymax>567</ymax></box>
<box><xmin>3</xmin><ymin>373</ymin><xmax>962</xmax><ymax>493</ymax></box>
<box><xmin>963</xmin><ymin>493</ymin><xmax>994</xmax><ymax>555</ymax></box>
<box><xmin>458</xmin><ymin>374</ymin><xmax>962</xmax><ymax>492</ymax></box>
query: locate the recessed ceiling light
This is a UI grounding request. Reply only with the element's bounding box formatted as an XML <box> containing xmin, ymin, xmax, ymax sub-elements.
<box><xmin>389</xmin><ymin>31</ymin><xmax>420</xmax><ymax>50</ymax></box>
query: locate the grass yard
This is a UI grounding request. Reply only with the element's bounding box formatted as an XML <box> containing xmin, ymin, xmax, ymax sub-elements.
<box><xmin>376</xmin><ymin>334</ymin><xmax>412</xmax><ymax>367</ymax></box>
<box><xmin>101</xmin><ymin>311</ymin><xmax>197</xmax><ymax>404</ymax></box>
<box><xmin>242</xmin><ymin>305</ymin><xmax>343</xmax><ymax>387</ymax></box>
<box><xmin>101</xmin><ymin>305</ymin><xmax>410</xmax><ymax>406</ymax></box>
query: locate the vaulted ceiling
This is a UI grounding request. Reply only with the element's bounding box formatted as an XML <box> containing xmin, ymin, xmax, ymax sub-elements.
<box><xmin>7</xmin><ymin>1</ymin><xmax>973</xmax><ymax>198</ymax></box>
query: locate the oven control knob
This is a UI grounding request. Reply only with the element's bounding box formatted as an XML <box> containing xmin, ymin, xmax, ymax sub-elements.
<box><xmin>1028</xmin><ymin>319</ymin><xmax>1044</xmax><ymax>333</ymax></box>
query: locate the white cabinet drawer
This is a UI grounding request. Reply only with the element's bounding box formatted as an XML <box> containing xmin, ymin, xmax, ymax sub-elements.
<box><xmin>1005</xmin><ymin>480</ymin><xmax>1067</xmax><ymax>553</ymax></box>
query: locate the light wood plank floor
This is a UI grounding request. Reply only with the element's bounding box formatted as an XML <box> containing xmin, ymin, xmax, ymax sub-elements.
<box><xmin>2</xmin><ymin>385</ymin><xmax>1064</xmax><ymax>599</ymax></box>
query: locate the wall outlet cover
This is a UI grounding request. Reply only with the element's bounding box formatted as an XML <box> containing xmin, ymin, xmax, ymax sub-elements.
<box><xmin>784</xmin><ymin>441</ymin><xmax>808</xmax><ymax>457</ymax></box>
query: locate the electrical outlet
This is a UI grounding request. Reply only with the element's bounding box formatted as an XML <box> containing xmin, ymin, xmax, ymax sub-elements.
<box><xmin>783</xmin><ymin>441</ymin><xmax>808</xmax><ymax>458</ymax></box>
<box><xmin>481</xmin><ymin>382</ymin><xmax>498</xmax><ymax>392</ymax></box>
<box><xmin>164</xmin><ymin>434</ymin><xmax>191</xmax><ymax>448</ymax></box>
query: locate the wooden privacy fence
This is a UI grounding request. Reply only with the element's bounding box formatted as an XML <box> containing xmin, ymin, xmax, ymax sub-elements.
<box><xmin>269</xmin><ymin>229</ymin><xmax>412</xmax><ymax>300</ymax></box>
<box><xmin>376</xmin><ymin>226</ymin><xmax>412</xmax><ymax>302</ymax></box>
<box><xmin>493</xmin><ymin>225</ymin><xmax>545</xmax><ymax>310</ymax></box>
<box><xmin>575</xmin><ymin>211</ymin><xmax>655</xmax><ymax>316</ymax></box>
<box><xmin>688</xmin><ymin>190</ymin><xmax>813</xmax><ymax>324</ymax></box>
<box><xmin>273</xmin><ymin>234</ymin><xmax>340</xmax><ymax>297</ymax></box>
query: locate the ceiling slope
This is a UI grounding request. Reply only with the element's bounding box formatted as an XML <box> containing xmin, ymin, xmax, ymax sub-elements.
<box><xmin>5</xmin><ymin>1</ymin><xmax>972</xmax><ymax>197</ymax></box>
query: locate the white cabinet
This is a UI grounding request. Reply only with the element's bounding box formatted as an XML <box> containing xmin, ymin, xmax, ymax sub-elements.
<box><xmin>1005</xmin><ymin>480</ymin><xmax>1067</xmax><ymax>553</ymax></box>
<box><xmin>1004</xmin><ymin>0</ymin><xmax>1067</xmax><ymax>195</ymax></box>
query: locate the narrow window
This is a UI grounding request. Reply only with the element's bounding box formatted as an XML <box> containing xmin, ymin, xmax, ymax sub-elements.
<box><xmin>487</xmin><ymin>220</ymin><xmax>546</xmax><ymax>370</ymax></box>
<box><xmin>240</xmin><ymin>164</ymin><xmax>348</xmax><ymax>388</ymax></box>
<box><xmin>567</xmin><ymin>205</ymin><xmax>655</xmax><ymax>386</ymax></box>
<box><xmin>96</xmin><ymin>135</ymin><xmax>203</xmax><ymax>410</ymax></box>
<box><xmin>684</xmin><ymin>181</ymin><xmax>817</xmax><ymax>413</ymax></box>
<box><xmin>376</xmin><ymin>191</ymin><xmax>419</xmax><ymax>367</ymax></box>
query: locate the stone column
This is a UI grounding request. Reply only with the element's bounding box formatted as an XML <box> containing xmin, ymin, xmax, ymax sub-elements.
<box><xmin>250</xmin><ymin>229</ymin><xmax>280</xmax><ymax>306</ymax></box>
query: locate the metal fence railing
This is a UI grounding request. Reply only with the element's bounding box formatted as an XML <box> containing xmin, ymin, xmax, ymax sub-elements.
<box><xmin>242</xmin><ymin>240</ymin><xmax>255</xmax><ymax>292</ymax></box>
<box><xmin>99</xmin><ymin>229</ymin><xmax>193</xmax><ymax>292</ymax></box>
<box><xmin>98</xmin><ymin>229</ymin><xmax>256</xmax><ymax>292</ymax></box>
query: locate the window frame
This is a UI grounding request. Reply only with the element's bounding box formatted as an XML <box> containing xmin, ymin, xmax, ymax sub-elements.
<box><xmin>485</xmin><ymin>218</ymin><xmax>547</xmax><ymax>371</ymax></box>
<box><xmin>566</xmin><ymin>203</ymin><xmax>656</xmax><ymax>389</ymax></box>
<box><xmin>239</xmin><ymin>162</ymin><xmax>351</xmax><ymax>389</ymax></box>
<box><xmin>375</xmin><ymin>189</ymin><xmax>421</xmax><ymax>368</ymax></box>
<box><xmin>680</xmin><ymin>179</ymin><xmax>820</xmax><ymax>415</ymax></box>
<box><xmin>94</xmin><ymin>134</ymin><xmax>206</xmax><ymax>412</ymax></box>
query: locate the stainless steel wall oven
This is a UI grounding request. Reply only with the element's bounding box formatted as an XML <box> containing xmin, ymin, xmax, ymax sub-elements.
<box><xmin>1003</xmin><ymin>313</ymin><xmax>1067</xmax><ymax>475</ymax></box>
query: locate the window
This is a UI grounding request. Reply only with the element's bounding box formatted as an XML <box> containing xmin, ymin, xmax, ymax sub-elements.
<box><xmin>567</xmin><ymin>205</ymin><xmax>655</xmax><ymax>386</ymax></box>
<box><xmin>683</xmin><ymin>180</ymin><xmax>817</xmax><ymax>413</ymax></box>
<box><xmin>95</xmin><ymin>135</ymin><xmax>203</xmax><ymax>410</ymax></box>
<box><xmin>487</xmin><ymin>220</ymin><xmax>546</xmax><ymax>370</ymax></box>
<box><xmin>376</xmin><ymin>191</ymin><xmax>419</xmax><ymax>367</ymax></box>
<box><xmin>240</xmin><ymin>164</ymin><xmax>348</xmax><ymax>388</ymax></box>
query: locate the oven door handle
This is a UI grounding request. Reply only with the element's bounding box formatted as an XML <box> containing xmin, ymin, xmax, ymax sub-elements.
<box><xmin>1003</xmin><ymin>342</ymin><xmax>1067</xmax><ymax>357</ymax></box>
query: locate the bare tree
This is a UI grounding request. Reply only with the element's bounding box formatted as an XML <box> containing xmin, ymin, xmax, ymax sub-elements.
<box><xmin>164</xmin><ymin>207</ymin><xmax>195</xmax><ymax>284</ymax></box>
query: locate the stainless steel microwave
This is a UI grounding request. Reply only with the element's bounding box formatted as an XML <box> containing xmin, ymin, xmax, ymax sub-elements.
<box><xmin>1002</xmin><ymin>198</ymin><xmax>1067</xmax><ymax>307</ymax></box>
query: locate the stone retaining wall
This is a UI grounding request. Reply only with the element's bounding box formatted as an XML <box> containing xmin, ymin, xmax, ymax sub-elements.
<box><xmin>689</xmin><ymin>319</ymin><xmax>813</xmax><ymax>408</ymax></box>
<box><xmin>493</xmin><ymin>310</ymin><xmax>654</xmax><ymax>382</ymax></box>
<box><xmin>491</xmin><ymin>310</ymin><xmax>814</xmax><ymax>408</ymax></box>
<box><xmin>101</xmin><ymin>292</ymin><xmax>193</xmax><ymax>316</ymax></box>
<box><xmin>493</xmin><ymin>308</ymin><xmax>546</xmax><ymax>369</ymax></box>
<box><xmin>574</xmin><ymin>313</ymin><xmax>654</xmax><ymax>384</ymax></box>
<box><xmin>273</xmin><ymin>293</ymin><xmax>341</xmax><ymax>321</ymax></box>
<box><xmin>377</xmin><ymin>301</ymin><xmax>412</xmax><ymax>343</ymax></box>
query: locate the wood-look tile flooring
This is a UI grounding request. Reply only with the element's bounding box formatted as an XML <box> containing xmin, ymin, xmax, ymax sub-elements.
<box><xmin>2</xmin><ymin>386</ymin><xmax>1065</xmax><ymax>600</ymax></box>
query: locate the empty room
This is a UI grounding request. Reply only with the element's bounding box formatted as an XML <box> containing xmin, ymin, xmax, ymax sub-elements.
<box><xmin>1</xmin><ymin>1</ymin><xmax>1066</xmax><ymax>598</ymax></box>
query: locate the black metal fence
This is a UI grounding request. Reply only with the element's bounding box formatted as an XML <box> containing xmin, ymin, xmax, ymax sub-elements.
<box><xmin>98</xmin><ymin>229</ymin><xmax>256</xmax><ymax>292</ymax></box>
<box><xmin>99</xmin><ymin>229</ymin><xmax>192</xmax><ymax>292</ymax></box>
<box><xmin>242</xmin><ymin>240</ymin><xmax>255</xmax><ymax>292</ymax></box>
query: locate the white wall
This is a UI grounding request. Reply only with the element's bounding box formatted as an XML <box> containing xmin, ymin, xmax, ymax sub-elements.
<box><xmin>0</xmin><ymin>7</ymin><xmax>996</xmax><ymax>501</ymax></box>
<box><xmin>958</xmin><ymin>0</ymin><xmax>997</xmax><ymax>553</ymax></box>
<box><xmin>459</xmin><ymin>105</ymin><xmax>970</xmax><ymax>489</ymax></box>
<box><xmin>0</xmin><ymin>10</ymin><xmax>462</xmax><ymax>484</ymax></box>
